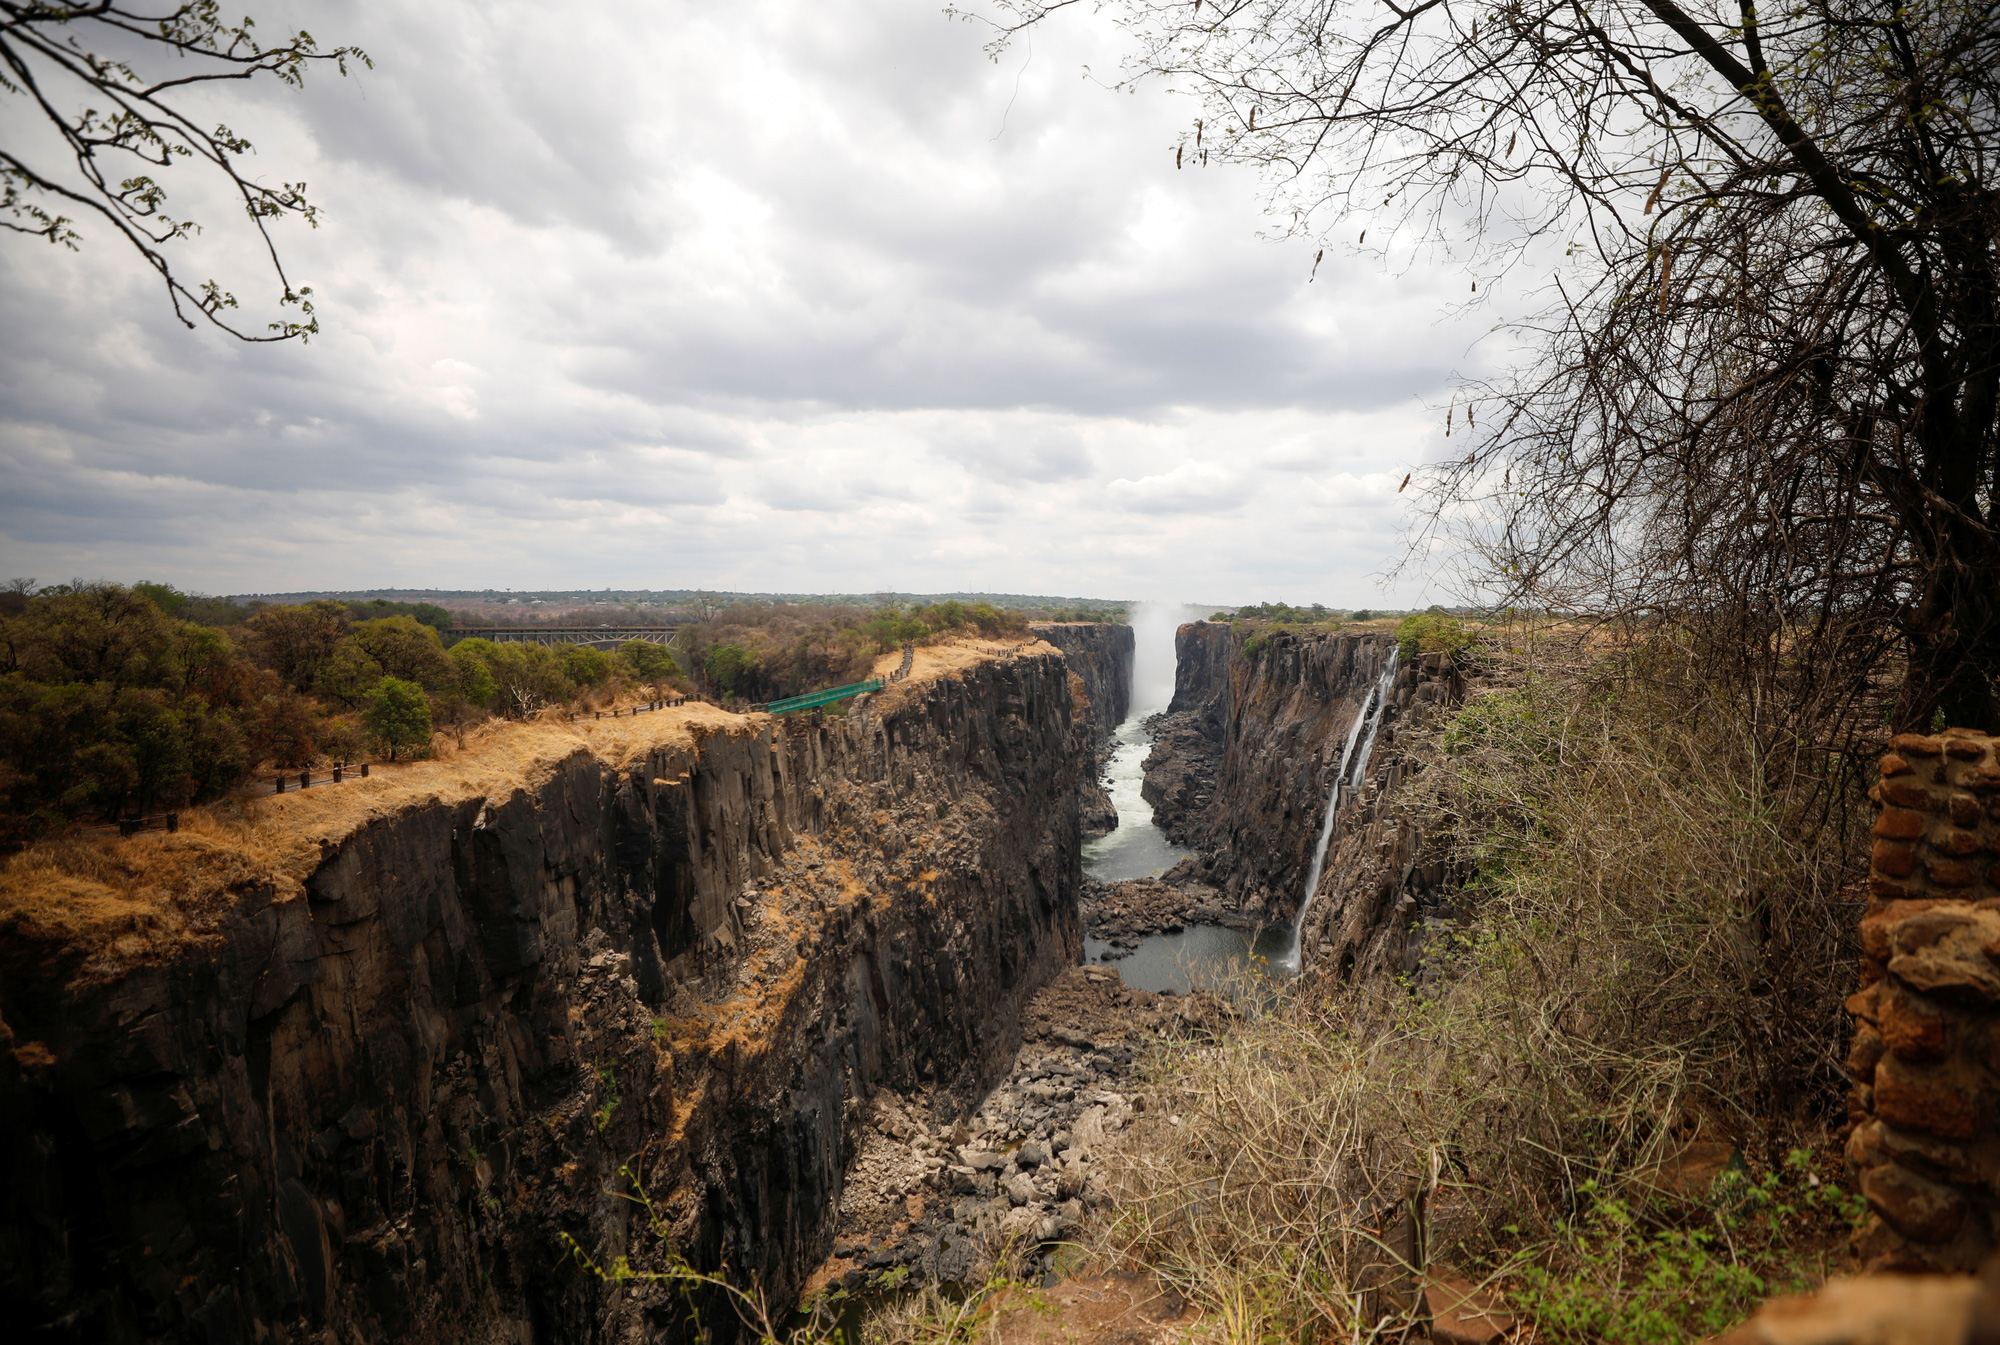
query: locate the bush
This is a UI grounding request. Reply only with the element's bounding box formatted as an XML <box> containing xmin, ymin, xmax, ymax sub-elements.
<box><xmin>362</xmin><ymin>677</ymin><xmax>432</xmax><ymax>761</ymax></box>
<box><xmin>1396</xmin><ymin>610</ymin><xmax>1478</xmax><ymax>663</ymax></box>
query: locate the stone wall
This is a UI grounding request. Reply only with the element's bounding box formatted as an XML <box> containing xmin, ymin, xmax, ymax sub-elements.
<box><xmin>0</xmin><ymin>647</ymin><xmax>1083</xmax><ymax>1344</ymax></box>
<box><xmin>1846</xmin><ymin>728</ymin><xmax>2000</xmax><ymax>1271</ymax></box>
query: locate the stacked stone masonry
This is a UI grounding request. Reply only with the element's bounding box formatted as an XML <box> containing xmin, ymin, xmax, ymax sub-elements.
<box><xmin>1847</xmin><ymin>728</ymin><xmax>2000</xmax><ymax>1271</ymax></box>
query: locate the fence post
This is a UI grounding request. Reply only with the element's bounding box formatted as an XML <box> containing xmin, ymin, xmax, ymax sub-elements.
<box><xmin>167</xmin><ymin>812</ymin><xmax>179</xmax><ymax>832</ymax></box>
<box><xmin>300</xmin><ymin>770</ymin><xmax>311</xmax><ymax>790</ymax></box>
<box><xmin>333</xmin><ymin>765</ymin><xmax>343</xmax><ymax>784</ymax></box>
<box><xmin>360</xmin><ymin>763</ymin><xmax>370</xmax><ymax>777</ymax></box>
<box><xmin>276</xmin><ymin>774</ymin><xmax>285</xmax><ymax>794</ymax></box>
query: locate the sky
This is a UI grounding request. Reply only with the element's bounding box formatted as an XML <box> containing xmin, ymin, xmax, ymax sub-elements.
<box><xmin>0</xmin><ymin>0</ymin><xmax>1496</xmax><ymax>606</ymax></box>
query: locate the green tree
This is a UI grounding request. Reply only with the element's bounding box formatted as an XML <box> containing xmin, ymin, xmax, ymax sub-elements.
<box><xmin>362</xmin><ymin>678</ymin><xmax>431</xmax><ymax>761</ymax></box>
<box><xmin>618</xmin><ymin>640</ymin><xmax>682</xmax><ymax>692</ymax></box>
<box><xmin>449</xmin><ymin>643</ymin><xmax>500</xmax><ymax>709</ymax></box>
<box><xmin>241</xmin><ymin>601</ymin><xmax>350</xmax><ymax>692</ymax></box>
<box><xmin>559</xmin><ymin>644</ymin><xmax>614</xmax><ymax>687</ymax></box>
<box><xmin>133</xmin><ymin>582</ymin><xmax>189</xmax><ymax>618</ymax></box>
<box><xmin>346</xmin><ymin>599</ymin><xmax>453</xmax><ymax>632</ymax></box>
<box><xmin>312</xmin><ymin>639</ymin><xmax>385</xmax><ymax>708</ymax></box>
<box><xmin>450</xmin><ymin>639</ymin><xmax>573</xmax><ymax>717</ymax></box>
<box><xmin>0</xmin><ymin>584</ymin><xmax>256</xmax><ymax>838</ymax></box>
<box><xmin>350</xmin><ymin>616</ymin><xmax>457</xmax><ymax>694</ymax></box>
<box><xmin>704</xmin><ymin>644</ymin><xmax>758</xmax><ymax>698</ymax></box>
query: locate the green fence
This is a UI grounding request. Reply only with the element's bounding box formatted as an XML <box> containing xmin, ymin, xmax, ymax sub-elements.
<box><xmin>764</xmin><ymin>678</ymin><xmax>883</xmax><ymax>715</ymax></box>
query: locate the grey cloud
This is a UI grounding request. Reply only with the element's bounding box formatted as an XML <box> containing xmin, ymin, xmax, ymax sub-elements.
<box><xmin>0</xmin><ymin>0</ymin><xmax>1484</xmax><ymax>599</ymax></box>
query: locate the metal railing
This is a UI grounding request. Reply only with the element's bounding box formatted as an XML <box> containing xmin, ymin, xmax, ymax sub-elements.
<box><xmin>79</xmin><ymin>810</ymin><xmax>184</xmax><ymax>838</ymax></box>
<box><xmin>763</xmin><ymin>679</ymin><xmax>884</xmax><ymax>715</ymax></box>
<box><xmin>274</xmin><ymin>762</ymin><xmax>371</xmax><ymax>795</ymax></box>
<box><xmin>587</xmin><ymin>696</ymin><xmax>689</xmax><ymax>720</ymax></box>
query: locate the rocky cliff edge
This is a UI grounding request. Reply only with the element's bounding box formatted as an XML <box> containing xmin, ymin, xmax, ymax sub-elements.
<box><xmin>0</xmin><ymin>637</ymin><xmax>1084</xmax><ymax>1344</ymax></box>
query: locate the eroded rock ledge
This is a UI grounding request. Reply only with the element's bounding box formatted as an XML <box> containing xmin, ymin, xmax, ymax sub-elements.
<box><xmin>0</xmin><ymin>640</ymin><xmax>1084</xmax><ymax>1344</ymax></box>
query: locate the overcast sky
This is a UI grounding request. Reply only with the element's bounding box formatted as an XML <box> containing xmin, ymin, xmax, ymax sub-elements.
<box><xmin>0</xmin><ymin>0</ymin><xmax>1494</xmax><ymax>606</ymax></box>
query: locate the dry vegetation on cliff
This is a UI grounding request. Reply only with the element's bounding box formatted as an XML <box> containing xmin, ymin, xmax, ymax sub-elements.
<box><xmin>1076</xmin><ymin>635</ymin><xmax>1871</xmax><ymax>1343</ymax></box>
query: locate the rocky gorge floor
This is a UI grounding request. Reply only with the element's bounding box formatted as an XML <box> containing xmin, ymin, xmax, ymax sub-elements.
<box><xmin>802</xmin><ymin>966</ymin><xmax>1232</xmax><ymax>1306</ymax></box>
<box><xmin>1079</xmin><ymin>875</ymin><xmax>1250</xmax><ymax>957</ymax></box>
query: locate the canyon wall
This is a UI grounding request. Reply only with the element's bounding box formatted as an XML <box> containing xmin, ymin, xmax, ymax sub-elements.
<box><xmin>0</xmin><ymin>643</ymin><xmax>1083</xmax><ymax>1344</ymax></box>
<box><xmin>1031</xmin><ymin>622</ymin><xmax>1133</xmax><ymax>837</ymax></box>
<box><xmin>1142</xmin><ymin>624</ymin><xmax>1465</xmax><ymax>948</ymax></box>
<box><xmin>1289</xmin><ymin>650</ymin><xmax>1468</xmax><ymax>981</ymax></box>
<box><xmin>1029</xmin><ymin>623</ymin><xmax>1133</xmax><ymax>742</ymax></box>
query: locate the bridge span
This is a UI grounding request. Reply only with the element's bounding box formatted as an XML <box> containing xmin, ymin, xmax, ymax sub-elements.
<box><xmin>443</xmin><ymin>626</ymin><xmax>683</xmax><ymax>650</ymax></box>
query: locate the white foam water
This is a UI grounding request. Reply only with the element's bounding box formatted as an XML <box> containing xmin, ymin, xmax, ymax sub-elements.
<box><xmin>1278</xmin><ymin>648</ymin><xmax>1399</xmax><ymax>971</ymax></box>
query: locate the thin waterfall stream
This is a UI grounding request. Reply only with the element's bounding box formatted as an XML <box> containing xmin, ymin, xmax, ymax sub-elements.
<box><xmin>1275</xmin><ymin>648</ymin><xmax>1398</xmax><ymax>972</ymax></box>
<box><xmin>1081</xmin><ymin>620</ymin><xmax>1402</xmax><ymax>992</ymax></box>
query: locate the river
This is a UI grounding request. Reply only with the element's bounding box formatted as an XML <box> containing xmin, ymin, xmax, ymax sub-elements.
<box><xmin>1080</xmin><ymin>603</ymin><xmax>1292</xmax><ymax>995</ymax></box>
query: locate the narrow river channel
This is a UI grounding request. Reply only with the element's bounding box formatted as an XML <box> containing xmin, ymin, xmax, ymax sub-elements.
<box><xmin>1079</xmin><ymin>604</ymin><xmax>1292</xmax><ymax>994</ymax></box>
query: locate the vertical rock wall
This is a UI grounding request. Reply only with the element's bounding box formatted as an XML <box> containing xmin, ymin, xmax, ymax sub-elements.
<box><xmin>1142</xmin><ymin>625</ymin><xmax>1462</xmax><ymax>926</ymax></box>
<box><xmin>1029</xmin><ymin>624</ymin><xmax>1133</xmax><ymax>742</ymax></box>
<box><xmin>1031</xmin><ymin>622</ymin><xmax>1135</xmax><ymax>837</ymax></box>
<box><xmin>1846</xmin><ymin>728</ymin><xmax>2000</xmax><ymax>1272</ymax></box>
<box><xmin>0</xmin><ymin>647</ymin><xmax>1083</xmax><ymax>1344</ymax></box>
<box><xmin>1290</xmin><ymin>651</ymin><xmax>1467</xmax><ymax>981</ymax></box>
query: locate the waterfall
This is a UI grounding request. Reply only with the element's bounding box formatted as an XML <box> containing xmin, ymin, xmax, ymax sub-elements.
<box><xmin>1279</xmin><ymin>648</ymin><xmax>1399</xmax><ymax>970</ymax></box>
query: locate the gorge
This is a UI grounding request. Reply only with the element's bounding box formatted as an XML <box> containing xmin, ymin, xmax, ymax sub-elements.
<box><xmin>0</xmin><ymin>614</ymin><xmax>1561</xmax><ymax>1341</ymax></box>
<box><xmin>0</xmin><ymin>637</ymin><xmax>1115</xmax><ymax>1343</ymax></box>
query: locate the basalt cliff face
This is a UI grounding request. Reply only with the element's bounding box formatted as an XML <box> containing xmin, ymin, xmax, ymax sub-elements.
<box><xmin>1289</xmin><ymin>651</ymin><xmax>1468</xmax><ymax>981</ymax></box>
<box><xmin>1028</xmin><ymin>624</ymin><xmax>1132</xmax><ymax>744</ymax></box>
<box><xmin>1031</xmin><ymin>623</ymin><xmax>1134</xmax><ymax>838</ymax></box>
<box><xmin>0</xmin><ymin>642</ymin><xmax>1082</xmax><ymax>1345</ymax></box>
<box><xmin>1142</xmin><ymin>625</ymin><xmax>1464</xmax><ymax>939</ymax></box>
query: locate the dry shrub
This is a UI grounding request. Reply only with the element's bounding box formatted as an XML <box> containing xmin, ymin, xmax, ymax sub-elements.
<box><xmin>1092</xmin><ymin>637</ymin><xmax>1866</xmax><ymax>1340</ymax></box>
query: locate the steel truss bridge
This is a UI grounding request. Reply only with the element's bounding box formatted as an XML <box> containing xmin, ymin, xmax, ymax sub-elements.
<box><xmin>444</xmin><ymin>626</ymin><xmax>683</xmax><ymax>650</ymax></box>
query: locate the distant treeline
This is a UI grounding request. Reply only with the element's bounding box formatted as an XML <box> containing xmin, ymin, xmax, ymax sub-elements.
<box><xmin>230</xmin><ymin>587</ymin><xmax>1134</xmax><ymax>616</ymax></box>
<box><xmin>0</xmin><ymin>581</ymin><xmax>1131</xmax><ymax>843</ymax></box>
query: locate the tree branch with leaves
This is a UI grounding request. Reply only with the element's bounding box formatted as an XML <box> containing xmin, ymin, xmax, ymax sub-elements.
<box><xmin>1</xmin><ymin>0</ymin><xmax>368</xmax><ymax>340</ymax></box>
